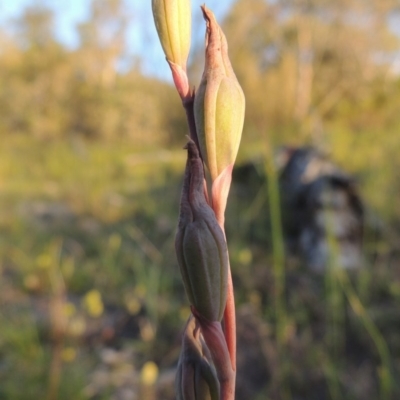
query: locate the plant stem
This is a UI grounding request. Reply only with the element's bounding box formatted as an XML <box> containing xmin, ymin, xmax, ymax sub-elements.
<box><xmin>265</xmin><ymin>142</ymin><xmax>291</xmax><ymax>400</ymax></box>
<box><xmin>223</xmin><ymin>268</ymin><xmax>237</xmax><ymax>371</ymax></box>
<box><xmin>339</xmin><ymin>269</ymin><xmax>392</xmax><ymax>400</ymax></box>
<box><xmin>220</xmin><ymin>226</ymin><xmax>237</xmax><ymax>400</ymax></box>
<box><xmin>182</xmin><ymin>92</ymin><xmax>201</xmax><ymax>154</ymax></box>
<box><xmin>222</xmin><ymin>270</ymin><xmax>237</xmax><ymax>400</ymax></box>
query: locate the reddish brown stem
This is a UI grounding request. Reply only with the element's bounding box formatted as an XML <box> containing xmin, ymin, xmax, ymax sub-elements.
<box><xmin>215</xmin><ymin>203</ymin><xmax>237</xmax><ymax>399</ymax></box>
<box><xmin>224</xmin><ymin>267</ymin><xmax>236</xmax><ymax>371</ymax></box>
<box><xmin>214</xmin><ymin>199</ymin><xmax>237</xmax><ymax>374</ymax></box>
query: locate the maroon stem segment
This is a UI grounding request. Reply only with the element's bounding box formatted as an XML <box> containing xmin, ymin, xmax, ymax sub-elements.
<box><xmin>224</xmin><ymin>268</ymin><xmax>236</xmax><ymax>371</ymax></box>
<box><xmin>182</xmin><ymin>93</ymin><xmax>202</xmax><ymax>155</ymax></box>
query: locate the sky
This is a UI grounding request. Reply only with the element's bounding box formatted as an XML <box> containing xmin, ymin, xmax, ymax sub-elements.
<box><xmin>0</xmin><ymin>0</ymin><xmax>236</xmax><ymax>80</ymax></box>
<box><xmin>0</xmin><ymin>0</ymin><xmax>89</xmax><ymax>46</ymax></box>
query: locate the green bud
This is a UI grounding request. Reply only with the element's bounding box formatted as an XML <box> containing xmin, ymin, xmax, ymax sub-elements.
<box><xmin>194</xmin><ymin>5</ymin><xmax>245</xmax><ymax>182</ymax></box>
<box><xmin>152</xmin><ymin>0</ymin><xmax>191</xmax><ymax>69</ymax></box>
<box><xmin>175</xmin><ymin>140</ymin><xmax>228</xmax><ymax>322</ymax></box>
<box><xmin>176</xmin><ymin>316</ymin><xmax>220</xmax><ymax>400</ymax></box>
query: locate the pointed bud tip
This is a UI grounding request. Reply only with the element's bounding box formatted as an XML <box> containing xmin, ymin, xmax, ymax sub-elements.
<box><xmin>185</xmin><ymin>139</ymin><xmax>200</xmax><ymax>160</ymax></box>
<box><xmin>200</xmin><ymin>4</ymin><xmax>218</xmax><ymax>39</ymax></box>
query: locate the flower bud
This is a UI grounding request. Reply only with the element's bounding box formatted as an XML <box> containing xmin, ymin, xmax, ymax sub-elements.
<box><xmin>152</xmin><ymin>0</ymin><xmax>191</xmax><ymax>67</ymax></box>
<box><xmin>175</xmin><ymin>140</ymin><xmax>228</xmax><ymax>322</ymax></box>
<box><xmin>176</xmin><ymin>316</ymin><xmax>220</xmax><ymax>400</ymax></box>
<box><xmin>194</xmin><ymin>6</ymin><xmax>245</xmax><ymax>182</ymax></box>
<box><xmin>152</xmin><ymin>0</ymin><xmax>191</xmax><ymax>97</ymax></box>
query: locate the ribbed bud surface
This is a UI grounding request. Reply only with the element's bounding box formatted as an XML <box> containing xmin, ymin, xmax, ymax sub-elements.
<box><xmin>151</xmin><ymin>0</ymin><xmax>191</xmax><ymax>68</ymax></box>
<box><xmin>194</xmin><ymin>6</ymin><xmax>245</xmax><ymax>182</ymax></box>
<box><xmin>175</xmin><ymin>140</ymin><xmax>228</xmax><ymax>322</ymax></box>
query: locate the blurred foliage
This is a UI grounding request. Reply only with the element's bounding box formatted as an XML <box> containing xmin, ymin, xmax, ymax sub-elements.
<box><xmin>0</xmin><ymin>135</ymin><xmax>186</xmax><ymax>399</ymax></box>
<box><xmin>220</xmin><ymin>0</ymin><xmax>400</xmax><ymax>134</ymax></box>
<box><xmin>0</xmin><ymin>1</ymin><xmax>185</xmax><ymax>143</ymax></box>
<box><xmin>1</xmin><ymin>0</ymin><xmax>400</xmax><ymax>399</ymax></box>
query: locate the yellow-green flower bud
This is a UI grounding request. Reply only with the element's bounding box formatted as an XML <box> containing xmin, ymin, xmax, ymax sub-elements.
<box><xmin>176</xmin><ymin>316</ymin><xmax>220</xmax><ymax>400</ymax></box>
<box><xmin>175</xmin><ymin>140</ymin><xmax>228</xmax><ymax>322</ymax></box>
<box><xmin>194</xmin><ymin>5</ymin><xmax>245</xmax><ymax>182</ymax></box>
<box><xmin>151</xmin><ymin>0</ymin><xmax>191</xmax><ymax>68</ymax></box>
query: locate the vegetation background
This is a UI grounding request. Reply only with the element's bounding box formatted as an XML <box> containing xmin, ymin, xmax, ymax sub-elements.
<box><xmin>1</xmin><ymin>0</ymin><xmax>400</xmax><ymax>399</ymax></box>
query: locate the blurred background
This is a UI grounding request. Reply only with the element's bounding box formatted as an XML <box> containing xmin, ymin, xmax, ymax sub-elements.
<box><xmin>1</xmin><ymin>0</ymin><xmax>400</xmax><ymax>399</ymax></box>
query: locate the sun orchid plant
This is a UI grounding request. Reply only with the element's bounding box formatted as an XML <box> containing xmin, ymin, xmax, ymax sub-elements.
<box><xmin>152</xmin><ymin>2</ymin><xmax>245</xmax><ymax>399</ymax></box>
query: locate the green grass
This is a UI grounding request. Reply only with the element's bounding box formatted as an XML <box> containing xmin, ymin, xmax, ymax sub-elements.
<box><xmin>0</xmin><ymin>136</ymin><xmax>187</xmax><ymax>399</ymax></box>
